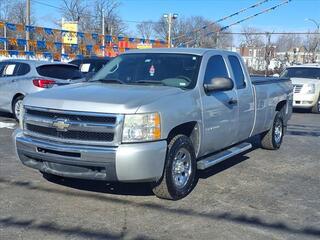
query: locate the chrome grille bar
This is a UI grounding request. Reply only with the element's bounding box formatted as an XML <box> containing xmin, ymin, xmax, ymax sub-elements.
<box><xmin>23</xmin><ymin>106</ymin><xmax>123</xmax><ymax>146</ymax></box>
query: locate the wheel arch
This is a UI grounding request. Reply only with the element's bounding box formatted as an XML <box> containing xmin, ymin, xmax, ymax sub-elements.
<box><xmin>275</xmin><ymin>100</ymin><xmax>287</xmax><ymax>112</ymax></box>
<box><xmin>11</xmin><ymin>93</ymin><xmax>25</xmax><ymax>113</ymax></box>
<box><xmin>166</xmin><ymin>121</ymin><xmax>201</xmax><ymax>157</ymax></box>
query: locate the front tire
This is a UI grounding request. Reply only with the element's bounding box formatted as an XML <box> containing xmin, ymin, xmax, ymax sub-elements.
<box><xmin>152</xmin><ymin>135</ymin><xmax>197</xmax><ymax>200</ymax></box>
<box><xmin>311</xmin><ymin>97</ymin><xmax>320</xmax><ymax>114</ymax></box>
<box><xmin>261</xmin><ymin>111</ymin><xmax>284</xmax><ymax>150</ymax></box>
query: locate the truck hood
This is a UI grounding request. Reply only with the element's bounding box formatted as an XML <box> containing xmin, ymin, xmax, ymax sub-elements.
<box><xmin>291</xmin><ymin>77</ymin><xmax>320</xmax><ymax>85</ymax></box>
<box><xmin>24</xmin><ymin>82</ymin><xmax>184</xmax><ymax>114</ymax></box>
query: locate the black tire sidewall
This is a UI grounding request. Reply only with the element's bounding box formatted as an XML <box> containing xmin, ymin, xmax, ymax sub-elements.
<box><xmin>313</xmin><ymin>97</ymin><xmax>320</xmax><ymax>114</ymax></box>
<box><xmin>165</xmin><ymin>135</ymin><xmax>197</xmax><ymax>200</ymax></box>
<box><xmin>271</xmin><ymin>112</ymin><xmax>284</xmax><ymax>149</ymax></box>
<box><xmin>12</xmin><ymin>95</ymin><xmax>24</xmax><ymax>120</ymax></box>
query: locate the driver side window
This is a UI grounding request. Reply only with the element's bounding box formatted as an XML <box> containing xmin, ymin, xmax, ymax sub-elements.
<box><xmin>204</xmin><ymin>55</ymin><xmax>229</xmax><ymax>84</ymax></box>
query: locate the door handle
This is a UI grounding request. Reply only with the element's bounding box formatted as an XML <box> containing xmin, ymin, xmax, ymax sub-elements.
<box><xmin>228</xmin><ymin>98</ymin><xmax>238</xmax><ymax>105</ymax></box>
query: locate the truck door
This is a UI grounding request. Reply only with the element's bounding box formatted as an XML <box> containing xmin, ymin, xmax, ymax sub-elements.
<box><xmin>201</xmin><ymin>54</ymin><xmax>239</xmax><ymax>155</ymax></box>
<box><xmin>227</xmin><ymin>54</ymin><xmax>255</xmax><ymax>141</ymax></box>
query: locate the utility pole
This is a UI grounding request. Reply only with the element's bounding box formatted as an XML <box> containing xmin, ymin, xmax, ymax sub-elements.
<box><xmin>26</xmin><ymin>0</ymin><xmax>30</xmax><ymax>55</ymax></box>
<box><xmin>102</xmin><ymin>9</ymin><xmax>105</xmax><ymax>57</ymax></box>
<box><xmin>163</xmin><ymin>13</ymin><xmax>178</xmax><ymax>48</ymax></box>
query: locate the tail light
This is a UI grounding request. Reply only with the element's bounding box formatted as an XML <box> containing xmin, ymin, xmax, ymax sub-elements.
<box><xmin>33</xmin><ymin>79</ymin><xmax>56</xmax><ymax>88</ymax></box>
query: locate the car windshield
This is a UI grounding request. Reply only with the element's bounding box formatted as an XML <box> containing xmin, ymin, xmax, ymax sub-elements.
<box><xmin>91</xmin><ymin>53</ymin><xmax>202</xmax><ymax>89</ymax></box>
<box><xmin>280</xmin><ymin>67</ymin><xmax>320</xmax><ymax>79</ymax></box>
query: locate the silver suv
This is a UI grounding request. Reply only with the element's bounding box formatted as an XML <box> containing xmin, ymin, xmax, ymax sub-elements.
<box><xmin>0</xmin><ymin>60</ymin><xmax>84</xmax><ymax>119</ymax></box>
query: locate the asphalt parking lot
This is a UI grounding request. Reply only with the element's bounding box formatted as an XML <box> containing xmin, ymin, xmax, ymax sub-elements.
<box><xmin>0</xmin><ymin>111</ymin><xmax>319</xmax><ymax>240</ymax></box>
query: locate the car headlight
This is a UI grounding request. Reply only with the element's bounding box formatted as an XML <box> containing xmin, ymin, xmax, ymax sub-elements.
<box><xmin>19</xmin><ymin>105</ymin><xmax>25</xmax><ymax>129</ymax></box>
<box><xmin>122</xmin><ymin>113</ymin><xmax>161</xmax><ymax>143</ymax></box>
<box><xmin>301</xmin><ymin>84</ymin><xmax>315</xmax><ymax>94</ymax></box>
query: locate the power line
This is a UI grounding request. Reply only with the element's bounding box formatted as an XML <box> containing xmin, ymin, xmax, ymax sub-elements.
<box><xmin>182</xmin><ymin>0</ymin><xmax>292</xmax><ymax>45</ymax></box>
<box><xmin>31</xmin><ymin>0</ymin><xmax>156</xmax><ymax>24</ymax></box>
<box><xmin>215</xmin><ymin>32</ymin><xmax>320</xmax><ymax>35</ymax></box>
<box><xmin>173</xmin><ymin>0</ymin><xmax>271</xmax><ymax>41</ymax></box>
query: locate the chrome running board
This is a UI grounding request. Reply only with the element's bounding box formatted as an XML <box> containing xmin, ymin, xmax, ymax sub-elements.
<box><xmin>197</xmin><ymin>142</ymin><xmax>252</xmax><ymax>170</ymax></box>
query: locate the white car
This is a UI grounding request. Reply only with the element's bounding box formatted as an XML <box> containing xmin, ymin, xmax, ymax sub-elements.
<box><xmin>281</xmin><ymin>64</ymin><xmax>320</xmax><ymax>113</ymax></box>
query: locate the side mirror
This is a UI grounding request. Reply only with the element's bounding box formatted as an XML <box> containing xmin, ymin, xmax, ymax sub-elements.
<box><xmin>204</xmin><ymin>77</ymin><xmax>234</xmax><ymax>93</ymax></box>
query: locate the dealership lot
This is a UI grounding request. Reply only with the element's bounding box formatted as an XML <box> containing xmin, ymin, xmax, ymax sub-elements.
<box><xmin>0</xmin><ymin>111</ymin><xmax>319</xmax><ymax>240</ymax></box>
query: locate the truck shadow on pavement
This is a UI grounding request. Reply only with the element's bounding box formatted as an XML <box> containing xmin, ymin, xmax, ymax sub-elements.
<box><xmin>286</xmin><ymin>124</ymin><xmax>320</xmax><ymax>137</ymax></box>
<box><xmin>0</xmin><ymin>177</ymin><xmax>320</xmax><ymax>239</ymax></box>
<box><xmin>43</xmin><ymin>174</ymin><xmax>154</xmax><ymax>196</ymax></box>
<box><xmin>0</xmin><ymin>216</ymin><xmax>154</xmax><ymax>240</ymax></box>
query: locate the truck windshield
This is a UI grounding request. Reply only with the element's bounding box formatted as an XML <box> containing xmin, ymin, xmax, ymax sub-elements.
<box><xmin>281</xmin><ymin>67</ymin><xmax>320</xmax><ymax>79</ymax></box>
<box><xmin>91</xmin><ymin>53</ymin><xmax>202</xmax><ymax>89</ymax></box>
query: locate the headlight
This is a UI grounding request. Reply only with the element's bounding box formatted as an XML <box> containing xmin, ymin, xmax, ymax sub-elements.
<box><xmin>122</xmin><ymin>113</ymin><xmax>161</xmax><ymax>143</ymax></box>
<box><xmin>19</xmin><ymin>105</ymin><xmax>25</xmax><ymax>129</ymax></box>
<box><xmin>301</xmin><ymin>84</ymin><xmax>315</xmax><ymax>94</ymax></box>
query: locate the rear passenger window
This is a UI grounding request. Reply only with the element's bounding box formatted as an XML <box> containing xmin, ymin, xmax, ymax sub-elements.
<box><xmin>228</xmin><ymin>55</ymin><xmax>246</xmax><ymax>89</ymax></box>
<box><xmin>36</xmin><ymin>64</ymin><xmax>83</xmax><ymax>80</ymax></box>
<box><xmin>3</xmin><ymin>64</ymin><xmax>17</xmax><ymax>76</ymax></box>
<box><xmin>204</xmin><ymin>55</ymin><xmax>229</xmax><ymax>84</ymax></box>
<box><xmin>16</xmin><ymin>63</ymin><xmax>31</xmax><ymax>76</ymax></box>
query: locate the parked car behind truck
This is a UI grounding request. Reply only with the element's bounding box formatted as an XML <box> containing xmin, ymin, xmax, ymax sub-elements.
<box><xmin>13</xmin><ymin>49</ymin><xmax>293</xmax><ymax>200</ymax></box>
<box><xmin>0</xmin><ymin>60</ymin><xmax>84</xmax><ymax>120</ymax></box>
<box><xmin>281</xmin><ymin>64</ymin><xmax>320</xmax><ymax>113</ymax></box>
<box><xmin>69</xmin><ymin>57</ymin><xmax>110</xmax><ymax>78</ymax></box>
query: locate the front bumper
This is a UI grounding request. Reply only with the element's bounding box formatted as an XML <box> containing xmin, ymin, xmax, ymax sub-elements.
<box><xmin>13</xmin><ymin>129</ymin><xmax>167</xmax><ymax>182</ymax></box>
<box><xmin>293</xmin><ymin>93</ymin><xmax>317</xmax><ymax>108</ymax></box>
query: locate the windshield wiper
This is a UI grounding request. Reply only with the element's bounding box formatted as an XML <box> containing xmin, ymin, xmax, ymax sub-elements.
<box><xmin>94</xmin><ymin>79</ymin><xmax>124</xmax><ymax>84</ymax></box>
<box><xmin>133</xmin><ymin>80</ymin><xmax>166</xmax><ymax>85</ymax></box>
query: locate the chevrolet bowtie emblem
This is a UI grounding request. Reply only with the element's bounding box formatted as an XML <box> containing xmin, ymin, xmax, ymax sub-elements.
<box><xmin>52</xmin><ymin>119</ymin><xmax>70</xmax><ymax>132</ymax></box>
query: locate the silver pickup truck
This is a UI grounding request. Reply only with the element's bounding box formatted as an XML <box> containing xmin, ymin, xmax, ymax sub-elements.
<box><xmin>13</xmin><ymin>48</ymin><xmax>293</xmax><ymax>200</ymax></box>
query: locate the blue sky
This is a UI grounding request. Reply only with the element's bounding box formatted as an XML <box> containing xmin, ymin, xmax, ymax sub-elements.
<box><xmin>33</xmin><ymin>0</ymin><xmax>320</xmax><ymax>35</ymax></box>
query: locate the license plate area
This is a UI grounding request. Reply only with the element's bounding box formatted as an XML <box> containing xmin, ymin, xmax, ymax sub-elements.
<box><xmin>37</xmin><ymin>147</ymin><xmax>81</xmax><ymax>158</ymax></box>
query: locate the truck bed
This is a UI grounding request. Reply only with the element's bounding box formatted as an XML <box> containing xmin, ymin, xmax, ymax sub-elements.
<box><xmin>250</xmin><ymin>77</ymin><xmax>293</xmax><ymax>136</ymax></box>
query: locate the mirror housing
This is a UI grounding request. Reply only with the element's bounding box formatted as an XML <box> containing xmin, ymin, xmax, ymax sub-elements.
<box><xmin>204</xmin><ymin>77</ymin><xmax>234</xmax><ymax>93</ymax></box>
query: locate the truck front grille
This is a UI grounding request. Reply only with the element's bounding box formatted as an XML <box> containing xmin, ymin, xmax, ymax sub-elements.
<box><xmin>293</xmin><ymin>84</ymin><xmax>303</xmax><ymax>93</ymax></box>
<box><xmin>26</xmin><ymin>124</ymin><xmax>114</xmax><ymax>142</ymax></box>
<box><xmin>23</xmin><ymin>107</ymin><xmax>123</xmax><ymax>146</ymax></box>
<box><xmin>25</xmin><ymin>109</ymin><xmax>117</xmax><ymax>124</ymax></box>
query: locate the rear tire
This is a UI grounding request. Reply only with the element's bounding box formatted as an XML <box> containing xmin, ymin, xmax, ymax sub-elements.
<box><xmin>311</xmin><ymin>97</ymin><xmax>320</xmax><ymax>114</ymax></box>
<box><xmin>152</xmin><ymin>135</ymin><xmax>197</xmax><ymax>200</ymax></box>
<box><xmin>261</xmin><ymin>111</ymin><xmax>284</xmax><ymax>150</ymax></box>
<box><xmin>12</xmin><ymin>95</ymin><xmax>24</xmax><ymax>121</ymax></box>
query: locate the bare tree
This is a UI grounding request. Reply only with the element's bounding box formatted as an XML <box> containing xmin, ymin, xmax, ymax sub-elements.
<box><xmin>60</xmin><ymin>0</ymin><xmax>126</xmax><ymax>35</ymax></box>
<box><xmin>61</xmin><ymin>0</ymin><xmax>92</xmax><ymax>32</ymax></box>
<box><xmin>136</xmin><ymin>21</ymin><xmax>154</xmax><ymax>39</ymax></box>
<box><xmin>152</xmin><ymin>15</ymin><xmax>232</xmax><ymax>48</ymax></box>
<box><xmin>275</xmin><ymin>34</ymin><xmax>302</xmax><ymax>52</ymax></box>
<box><xmin>93</xmin><ymin>0</ymin><xmax>127</xmax><ymax>36</ymax></box>
<box><xmin>0</xmin><ymin>0</ymin><xmax>36</xmax><ymax>25</ymax></box>
<box><xmin>240</xmin><ymin>27</ymin><xmax>264</xmax><ymax>47</ymax></box>
<box><xmin>303</xmin><ymin>32</ymin><xmax>319</xmax><ymax>63</ymax></box>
